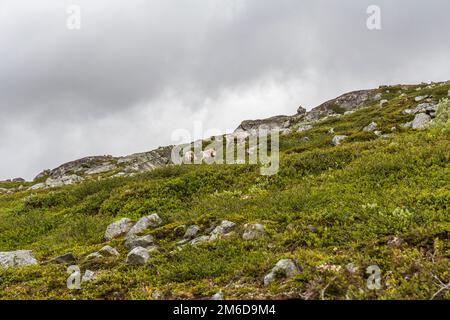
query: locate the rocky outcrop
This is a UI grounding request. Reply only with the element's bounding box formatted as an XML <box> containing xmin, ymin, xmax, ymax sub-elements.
<box><xmin>0</xmin><ymin>250</ymin><xmax>38</xmax><ymax>268</ymax></box>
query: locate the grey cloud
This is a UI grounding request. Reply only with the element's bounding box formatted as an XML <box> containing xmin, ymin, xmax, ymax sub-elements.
<box><xmin>1</xmin><ymin>0</ymin><xmax>449</xmax><ymax>179</ymax></box>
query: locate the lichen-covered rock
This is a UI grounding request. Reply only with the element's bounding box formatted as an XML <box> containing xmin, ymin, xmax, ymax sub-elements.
<box><xmin>127</xmin><ymin>214</ymin><xmax>162</xmax><ymax>236</ymax></box>
<box><xmin>45</xmin><ymin>174</ymin><xmax>84</xmax><ymax>188</ymax></box>
<box><xmin>210</xmin><ymin>220</ymin><xmax>236</xmax><ymax>240</ymax></box>
<box><xmin>99</xmin><ymin>245</ymin><xmax>120</xmax><ymax>257</ymax></box>
<box><xmin>124</xmin><ymin>235</ymin><xmax>154</xmax><ymax>250</ymax></box>
<box><xmin>82</xmin><ymin>270</ymin><xmax>96</xmax><ymax>282</ymax></box>
<box><xmin>263</xmin><ymin>259</ymin><xmax>300</xmax><ymax>286</ymax></box>
<box><xmin>184</xmin><ymin>225</ymin><xmax>200</xmax><ymax>239</ymax></box>
<box><xmin>86</xmin><ymin>252</ymin><xmax>103</xmax><ymax>261</ymax></box>
<box><xmin>0</xmin><ymin>250</ymin><xmax>38</xmax><ymax>268</ymax></box>
<box><xmin>363</xmin><ymin>122</ymin><xmax>378</xmax><ymax>132</ymax></box>
<box><xmin>242</xmin><ymin>223</ymin><xmax>265</xmax><ymax>240</ymax></box>
<box><xmin>126</xmin><ymin>247</ymin><xmax>150</xmax><ymax>265</ymax></box>
<box><xmin>411</xmin><ymin>113</ymin><xmax>432</xmax><ymax>130</ymax></box>
<box><xmin>331</xmin><ymin>135</ymin><xmax>347</xmax><ymax>146</ymax></box>
<box><xmin>105</xmin><ymin>218</ymin><xmax>134</xmax><ymax>241</ymax></box>
<box><xmin>190</xmin><ymin>235</ymin><xmax>211</xmax><ymax>246</ymax></box>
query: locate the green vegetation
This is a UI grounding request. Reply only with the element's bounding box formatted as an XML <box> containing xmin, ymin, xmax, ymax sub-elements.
<box><xmin>0</xmin><ymin>83</ymin><xmax>449</xmax><ymax>300</ymax></box>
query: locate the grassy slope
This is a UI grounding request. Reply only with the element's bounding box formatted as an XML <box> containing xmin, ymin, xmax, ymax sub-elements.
<box><xmin>0</xmin><ymin>83</ymin><xmax>449</xmax><ymax>300</ymax></box>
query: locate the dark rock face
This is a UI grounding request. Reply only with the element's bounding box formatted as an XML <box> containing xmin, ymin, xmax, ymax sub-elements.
<box><xmin>51</xmin><ymin>252</ymin><xmax>77</xmax><ymax>264</ymax></box>
<box><xmin>235</xmin><ymin>115</ymin><xmax>292</xmax><ymax>133</ymax></box>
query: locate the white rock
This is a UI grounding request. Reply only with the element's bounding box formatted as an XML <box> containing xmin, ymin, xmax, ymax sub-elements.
<box><xmin>45</xmin><ymin>174</ymin><xmax>84</xmax><ymax>188</ymax></box>
<box><xmin>124</xmin><ymin>235</ymin><xmax>154</xmax><ymax>250</ymax></box>
<box><xmin>331</xmin><ymin>135</ymin><xmax>347</xmax><ymax>146</ymax></box>
<box><xmin>363</xmin><ymin>122</ymin><xmax>378</xmax><ymax>132</ymax></box>
<box><xmin>0</xmin><ymin>250</ymin><xmax>38</xmax><ymax>268</ymax></box>
<box><xmin>411</xmin><ymin>113</ymin><xmax>432</xmax><ymax>130</ymax></box>
<box><xmin>105</xmin><ymin>218</ymin><xmax>134</xmax><ymax>241</ymax></box>
<box><xmin>86</xmin><ymin>252</ymin><xmax>103</xmax><ymax>261</ymax></box>
<box><xmin>264</xmin><ymin>259</ymin><xmax>299</xmax><ymax>286</ymax></box>
<box><xmin>190</xmin><ymin>235</ymin><xmax>211</xmax><ymax>246</ymax></box>
<box><xmin>127</xmin><ymin>214</ymin><xmax>162</xmax><ymax>236</ymax></box>
<box><xmin>82</xmin><ymin>270</ymin><xmax>96</xmax><ymax>282</ymax></box>
<box><xmin>126</xmin><ymin>247</ymin><xmax>150</xmax><ymax>265</ymax></box>
<box><xmin>242</xmin><ymin>223</ymin><xmax>265</xmax><ymax>240</ymax></box>
<box><xmin>98</xmin><ymin>245</ymin><xmax>120</xmax><ymax>257</ymax></box>
<box><xmin>28</xmin><ymin>183</ymin><xmax>46</xmax><ymax>190</ymax></box>
<box><xmin>380</xmin><ymin>99</ymin><xmax>389</xmax><ymax>107</ymax></box>
<box><xmin>184</xmin><ymin>225</ymin><xmax>200</xmax><ymax>239</ymax></box>
<box><xmin>210</xmin><ymin>220</ymin><xmax>236</xmax><ymax>240</ymax></box>
<box><xmin>211</xmin><ymin>292</ymin><xmax>224</xmax><ymax>300</ymax></box>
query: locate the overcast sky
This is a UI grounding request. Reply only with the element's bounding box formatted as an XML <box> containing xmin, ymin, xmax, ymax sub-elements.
<box><xmin>1</xmin><ymin>0</ymin><xmax>449</xmax><ymax>180</ymax></box>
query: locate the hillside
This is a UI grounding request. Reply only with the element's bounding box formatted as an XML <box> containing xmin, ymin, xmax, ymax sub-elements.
<box><xmin>0</xmin><ymin>81</ymin><xmax>449</xmax><ymax>300</ymax></box>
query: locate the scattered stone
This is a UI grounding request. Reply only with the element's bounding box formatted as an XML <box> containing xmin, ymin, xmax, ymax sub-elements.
<box><xmin>391</xmin><ymin>126</ymin><xmax>397</xmax><ymax>132</ymax></box>
<box><xmin>211</xmin><ymin>292</ymin><xmax>224</xmax><ymax>300</ymax></box>
<box><xmin>184</xmin><ymin>225</ymin><xmax>201</xmax><ymax>240</ymax></box>
<box><xmin>363</xmin><ymin>122</ymin><xmax>378</xmax><ymax>132</ymax></box>
<box><xmin>328</xmin><ymin>128</ymin><xmax>335</xmax><ymax>134</ymax></box>
<box><xmin>128</xmin><ymin>214</ymin><xmax>162</xmax><ymax>236</ymax></box>
<box><xmin>380</xmin><ymin>99</ymin><xmax>389</xmax><ymax>107</ymax></box>
<box><xmin>414</xmin><ymin>95</ymin><xmax>427</xmax><ymax>102</ymax></box>
<box><xmin>210</xmin><ymin>220</ymin><xmax>236</xmax><ymax>240</ymax></box>
<box><xmin>124</xmin><ymin>235</ymin><xmax>154</xmax><ymax>250</ymax></box>
<box><xmin>151</xmin><ymin>290</ymin><xmax>162</xmax><ymax>300</ymax></box>
<box><xmin>190</xmin><ymin>235</ymin><xmax>211</xmax><ymax>246</ymax></box>
<box><xmin>98</xmin><ymin>245</ymin><xmax>120</xmax><ymax>257</ymax></box>
<box><xmin>86</xmin><ymin>252</ymin><xmax>103</xmax><ymax>261</ymax></box>
<box><xmin>374</xmin><ymin>130</ymin><xmax>383</xmax><ymax>137</ymax></box>
<box><xmin>387</xmin><ymin>237</ymin><xmax>403</xmax><ymax>247</ymax></box>
<box><xmin>411</xmin><ymin>113</ymin><xmax>432</xmax><ymax>130</ymax></box>
<box><xmin>264</xmin><ymin>259</ymin><xmax>300</xmax><ymax>287</ymax></box>
<box><xmin>126</xmin><ymin>247</ymin><xmax>150</xmax><ymax>265</ymax></box>
<box><xmin>307</xmin><ymin>225</ymin><xmax>317</xmax><ymax>233</ymax></box>
<box><xmin>82</xmin><ymin>270</ymin><xmax>96</xmax><ymax>282</ymax></box>
<box><xmin>331</xmin><ymin>135</ymin><xmax>347</xmax><ymax>146</ymax></box>
<box><xmin>105</xmin><ymin>218</ymin><xmax>134</xmax><ymax>241</ymax></box>
<box><xmin>0</xmin><ymin>250</ymin><xmax>38</xmax><ymax>268</ymax></box>
<box><xmin>51</xmin><ymin>252</ymin><xmax>77</xmax><ymax>264</ymax></box>
<box><xmin>242</xmin><ymin>223</ymin><xmax>265</xmax><ymax>240</ymax></box>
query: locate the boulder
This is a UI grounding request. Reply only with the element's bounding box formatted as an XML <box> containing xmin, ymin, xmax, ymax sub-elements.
<box><xmin>12</xmin><ymin>177</ymin><xmax>25</xmax><ymax>183</ymax></box>
<box><xmin>124</xmin><ymin>235</ymin><xmax>154</xmax><ymax>250</ymax></box>
<box><xmin>363</xmin><ymin>122</ymin><xmax>378</xmax><ymax>132</ymax></box>
<box><xmin>242</xmin><ymin>223</ymin><xmax>265</xmax><ymax>240</ymax></box>
<box><xmin>411</xmin><ymin>113</ymin><xmax>432</xmax><ymax>130</ymax></box>
<box><xmin>297</xmin><ymin>124</ymin><xmax>313</xmax><ymax>132</ymax></box>
<box><xmin>387</xmin><ymin>237</ymin><xmax>403</xmax><ymax>247</ymax></box>
<box><xmin>0</xmin><ymin>250</ymin><xmax>38</xmax><ymax>268</ymax></box>
<box><xmin>331</xmin><ymin>135</ymin><xmax>347</xmax><ymax>146</ymax></box>
<box><xmin>126</xmin><ymin>247</ymin><xmax>150</xmax><ymax>265</ymax></box>
<box><xmin>414</xmin><ymin>95</ymin><xmax>427</xmax><ymax>102</ymax></box>
<box><xmin>263</xmin><ymin>259</ymin><xmax>300</xmax><ymax>286</ymax></box>
<box><xmin>127</xmin><ymin>214</ymin><xmax>162</xmax><ymax>236</ymax></box>
<box><xmin>98</xmin><ymin>245</ymin><xmax>120</xmax><ymax>257</ymax></box>
<box><xmin>105</xmin><ymin>218</ymin><xmax>134</xmax><ymax>241</ymax></box>
<box><xmin>51</xmin><ymin>252</ymin><xmax>77</xmax><ymax>264</ymax></box>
